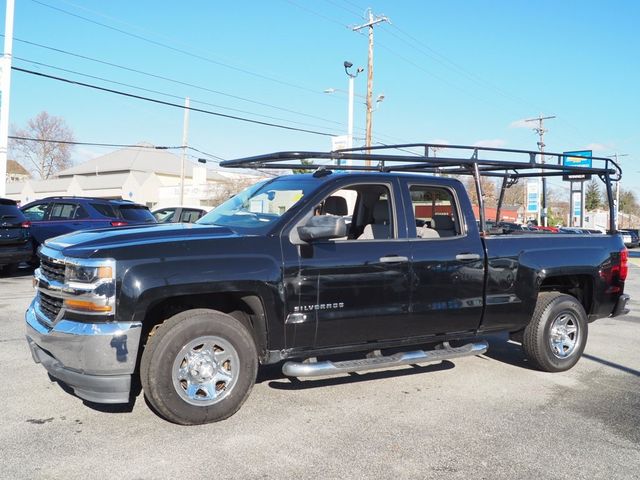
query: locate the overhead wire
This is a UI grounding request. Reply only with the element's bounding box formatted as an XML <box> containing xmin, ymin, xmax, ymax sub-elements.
<box><xmin>14</xmin><ymin>56</ymin><xmax>350</xmax><ymax>133</ymax></box>
<box><xmin>30</xmin><ymin>0</ymin><xmax>329</xmax><ymax>97</ymax></box>
<box><xmin>13</xmin><ymin>66</ymin><xmax>338</xmax><ymax>137</ymax></box>
<box><xmin>5</xmin><ymin>35</ymin><xmax>345</xmax><ymax>127</ymax></box>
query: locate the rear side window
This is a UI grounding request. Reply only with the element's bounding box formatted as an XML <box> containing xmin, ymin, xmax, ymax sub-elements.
<box><xmin>409</xmin><ymin>185</ymin><xmax>461</xmax><ymax>239</ymax></box>
<box><xmin>118</xmin><ymin>205</ymin><xmax>156</xmax><ymax>223</ymax></box>
<box><xmin>91</xmin><ymin>203</ymin><xmax>118</xmax><ymax>218</ymax></box>
<box><xmin>49</xmin><ymin>203</ymin><xmax>78</xmax><ymax>220</ymax></box>
<box><xmin>180</xmin><ymin>209</ymin><xmax>203</xmax><ymax>223</ymax></box>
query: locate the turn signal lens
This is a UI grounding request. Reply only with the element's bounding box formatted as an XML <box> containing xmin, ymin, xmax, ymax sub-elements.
<box><xmin>111</xmin><ymin>221</ymin><xmax>128</xmax><ymax>227</ymax></box>
<box><xmin>64</xmin><ymin>299</ymin><xmax>112</xmax><ymax>313</ymax></box>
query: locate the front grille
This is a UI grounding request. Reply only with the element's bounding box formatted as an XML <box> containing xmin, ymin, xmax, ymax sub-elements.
<box><xmin>38</xmin><ymin>291</ymin><xmax>63</xmax><ymax>321</ymax></box>
<box><xmin>40</xmin><ymin>257</ymin><xmax>65</xmax><ymax>283</ymax></box>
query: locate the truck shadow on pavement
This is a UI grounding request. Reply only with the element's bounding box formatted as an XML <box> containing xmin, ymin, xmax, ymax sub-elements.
<box><xmin>262</xmin><ymin>361</ymin><xmax>456</xmax><ymax>390</ymax></box>
<box><xmin>477</xmin><ymin>332</ymin><xmax>537</xmax><ymax>370</ymax></box>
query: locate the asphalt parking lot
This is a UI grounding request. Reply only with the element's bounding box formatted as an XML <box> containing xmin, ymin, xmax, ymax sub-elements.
<box><xmin>1</xmin><ymin>266</ymin><xmax>639</xmax><ymax>480</ymax></box>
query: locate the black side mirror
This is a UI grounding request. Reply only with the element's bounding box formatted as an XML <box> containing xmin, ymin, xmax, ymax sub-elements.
<box><xmin>297</xmin><ymin>215</ymin><xmax>347</xmax><ymax>242</ymax></box>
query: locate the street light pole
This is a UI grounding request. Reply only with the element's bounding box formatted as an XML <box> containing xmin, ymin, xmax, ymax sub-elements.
<box><xmin>343</xmin><ymin>61</ymin><xmax>363</xmax><ymax>153</ymax></box>
<box><xmin>0</xmin><ymin>0</ymin><xmax>15</xmax><ymax>197</ymax></box>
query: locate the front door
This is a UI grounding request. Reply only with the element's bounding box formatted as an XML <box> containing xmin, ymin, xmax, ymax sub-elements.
<box><xmin>282</xmin><ymin>180</ymin><xmax>413</xmax><ymax>349</ymax></box>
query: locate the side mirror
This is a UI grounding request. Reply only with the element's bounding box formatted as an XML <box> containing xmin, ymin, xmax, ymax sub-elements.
<box><xmin>297</xmin><ymin>215</ymin><xmax>347</xmax><ymax>242</ymax></box>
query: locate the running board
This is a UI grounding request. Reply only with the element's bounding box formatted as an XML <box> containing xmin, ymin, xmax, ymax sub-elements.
<box><xmin>281</xmin><ymin>340</ymin><xmax>489</xmax><ymax>378</ymax></box>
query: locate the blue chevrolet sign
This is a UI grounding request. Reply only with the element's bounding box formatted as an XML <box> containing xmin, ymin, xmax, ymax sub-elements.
<box><xmin>563</xmin><ymin>150</ymin><xmax>592</xmax><ymax>181</ymax></box>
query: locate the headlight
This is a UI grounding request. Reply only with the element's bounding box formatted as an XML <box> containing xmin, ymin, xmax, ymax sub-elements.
<box><xmin>65</xmin><ymin>264</ymin><xmax>113</xmax><ymax>283</ymax></box>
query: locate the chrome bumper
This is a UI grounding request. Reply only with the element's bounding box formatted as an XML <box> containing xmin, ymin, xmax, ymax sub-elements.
<box><xmin>25</xmin><ymin>301</ymin><xmax>142</xmax><ymax>403</ymax></box>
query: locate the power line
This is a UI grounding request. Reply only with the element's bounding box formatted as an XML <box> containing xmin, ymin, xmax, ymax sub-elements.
<box><xmin>13</xmin><ymin>66</ymin><xmax>338</xmax><ymax>137</ymax></box>
<box><xmin>14</xmin><ymin>56</ymin><xmax>349</xmax><ymax>133</ymax></box>
<box><xmin>10</xmin><ymin>134</ymin><xmax>227</xmax><ymax>161</ymax></box>
<box><xmin>9</xmin><ymin>135</ymin><xmax>178</xmax><ymax>149</ymax></box>
<box><xmin>5</xmin><ymin>35</ymin><xmax>346</xmax><ymax>127</ymax></box>
<box><xmin>30</xmin><ymin>0</ymin><xmax>328</xmax><ymax>97</ymax></box>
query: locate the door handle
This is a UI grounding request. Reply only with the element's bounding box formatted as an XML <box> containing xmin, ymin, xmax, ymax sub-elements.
<box><xmin>379</xmin><ymin>255</ymin><xmax>409</xmax><ymax>263</ymax></box>
<box><xmin>456</xmin><ymin>253</ymin><xmax>481</xmax><ymax>261</ymax></box>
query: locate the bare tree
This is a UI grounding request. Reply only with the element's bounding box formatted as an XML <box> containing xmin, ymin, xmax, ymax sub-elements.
<box><xmin>206</xmin><ymin>177</ymin><xmax>257</xmax><ymax>207</ymax></box>
<box><xmin>10</xmin><ymin>111</ymin><xmax>75</xmax><ymax>179</ymax></box>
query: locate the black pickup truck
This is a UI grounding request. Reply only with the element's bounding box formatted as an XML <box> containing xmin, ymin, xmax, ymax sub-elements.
<box><xmin>25</xmin><ymin>144</ymin><xmax>630</xmax><ymax>425</ymax></box>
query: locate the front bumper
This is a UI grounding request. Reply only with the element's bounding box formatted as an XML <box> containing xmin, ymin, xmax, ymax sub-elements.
<box><xmin>25</xmin><ymin>301</ymin><xmax>142</xmax><ymax>403</ymax></box>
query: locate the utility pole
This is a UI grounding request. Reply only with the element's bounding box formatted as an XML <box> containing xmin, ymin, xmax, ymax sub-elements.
<box><xmin>179</xmin><ymin>97</ymin><xmax>190</xmax><ymax>206</ymax></box>
<box><xmin>607</xmin><ymin>152</ymin><xmax>628</xmax><ymax>230</ymax></box>
<box><xmin>525</xmin><ymin>114</ymin><xmax>555</xmax><ymax>226</ymax></box>
<box><xmin>353</xmin><ymin>9</ymin><xmax>388</xmax><ymax>163</ymax></box>
<box><xmin>0</xmin><ymin>0</ymin><xmax>15</xmax><ymax>197</ymax></box>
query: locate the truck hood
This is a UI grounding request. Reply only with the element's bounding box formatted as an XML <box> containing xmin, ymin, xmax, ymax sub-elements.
<box><xmin>44</xmin><ymin>223</ymin><xmax>238</xmax><ymax>258</ymax></box>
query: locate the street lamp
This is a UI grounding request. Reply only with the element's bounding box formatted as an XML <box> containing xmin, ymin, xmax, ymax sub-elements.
<box><xmin>343</xmin><ymin>61</ymin><xmax>363</xmax><ymax>150</ymax></box>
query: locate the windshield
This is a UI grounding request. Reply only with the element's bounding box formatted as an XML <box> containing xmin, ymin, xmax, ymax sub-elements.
<box><xmin>198</xmin><ymin>178</ymin><xmax>317</xmax><ymax>231</ymax></box>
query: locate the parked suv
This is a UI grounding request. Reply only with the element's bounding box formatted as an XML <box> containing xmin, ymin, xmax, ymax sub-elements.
<box><xmin>0</xmin><ymin>198</ymin><xmax>32</xmax><ymax>273</ymax></box>
<box><xmin>21</xmin><ymin>197</ymin><xmax>156</xmax><ymax>249</ymax></box>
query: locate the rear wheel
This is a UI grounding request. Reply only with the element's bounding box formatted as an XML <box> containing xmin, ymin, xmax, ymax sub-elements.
<box><xmin>522</xmin><ymin>292</ymin><xmax>587</xmax><ymax>372</ymax></box>
<box><xmin>140</xmin><ymin>309</ymin><xmax>258</xmax><ymax>425</ymax></box>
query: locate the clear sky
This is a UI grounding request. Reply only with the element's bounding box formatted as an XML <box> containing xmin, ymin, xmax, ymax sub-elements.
<box><xmin>4</xmin><ymin>0</ymin><xmax>639</xmax><ymax>195</ymax></box>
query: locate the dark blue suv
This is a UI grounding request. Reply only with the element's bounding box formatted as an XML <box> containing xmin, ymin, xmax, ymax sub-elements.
<box><xmin>21</xmin><ymin>197</ymin><xmax>157</xmax><ymax>250</ymax></box>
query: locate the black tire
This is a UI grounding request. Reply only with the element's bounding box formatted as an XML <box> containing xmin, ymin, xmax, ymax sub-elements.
<box><xmin>140</xmin><ymin>309</ymin><xmax>258</xmax><ymax>425</ymax></box>
<box><xmin>522</xmin><ymin>292</ymin><xmax>588</xmax><ymax>372</ymax></box>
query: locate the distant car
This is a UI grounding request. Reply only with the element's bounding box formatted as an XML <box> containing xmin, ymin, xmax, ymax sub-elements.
<box><xmin>559</xmin><ymin>227</ymin><xmax>587</xmax><ymax>234</ymax></box>
<box><xmin>619</xmin><ymin>230</ymin><xmax>639</xmax><ymax>248</ymax></box>
<box><xmin>0</xmin><ymin>198</ymin><xmax>33</xmax><ymax>273</ymax></box>
<box><xmin>152</xmin><ymin>206</ymin><xmax>210</xmax><ymax>224</ymax></box>
<box><xmin>21</xmin><ymin>196</ymin><xmax>157</xmax><ymax>250</ymax></box>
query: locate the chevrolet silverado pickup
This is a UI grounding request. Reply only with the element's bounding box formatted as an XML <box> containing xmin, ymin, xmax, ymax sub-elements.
<box><xmin>25</xmin><ymin>144</ymin><xmax>630</xmax><ymax>425</ymax></box>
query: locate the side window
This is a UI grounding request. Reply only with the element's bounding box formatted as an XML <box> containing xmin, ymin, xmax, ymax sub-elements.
<box><xmin>49</xmin><ymin>203</ymin><xmax>78</xmax><ymax>221</ymax></box>
<box><xmin>409</xmin><ymin>185</ymin><xmax>461</xmax><ymax>239</ymax></box>
<box><xmin>180</xmin><ymin>209</ymin><xmax>202</xmax><ymax>223</ymax></box>
<box><xmin>22</xmin><ymin>203</ymin><xmax>48</xmax><ymax>221</ymax></box>
<box><xmin>153</xmin><ymin>208</ymin><xmax>176</xmax><ymax>223</ymax></box>
<box><xmin>313</xmin><ymin>184</ymin><xmax>394</xmax><ymax>241</ymax></box>
<box><xmin>74</xmin><ymin>205</ymin><xmax>89</xmax><ymax>219</ymax></box>
<box><xmin>91</xmin><ymin>203</ymin><xmax>117</xmax><ymax>218</ymax></box>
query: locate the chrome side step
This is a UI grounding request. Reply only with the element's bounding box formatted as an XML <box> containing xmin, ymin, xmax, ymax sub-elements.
<box><xmin>281</xmin><ymin>340</ymin><xmax>488</xmax><ymax>378</ymax></box>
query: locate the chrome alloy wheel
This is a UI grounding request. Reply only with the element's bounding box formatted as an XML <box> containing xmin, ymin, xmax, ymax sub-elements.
<box><xmin>172</xmin><ymin>336</ymin><xmax>240</xmax><ymax>406</ymax></box>
<box><xmin>548</xmin><ymin>312</ymin><xmax>580</xmax><ymax>359</ymax></box>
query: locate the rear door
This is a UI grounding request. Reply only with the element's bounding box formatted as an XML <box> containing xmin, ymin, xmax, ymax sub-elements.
<box><xmin>401</xmin><ymin>179</ymin><xmax>485</xmax><ymax>335</ymax></box>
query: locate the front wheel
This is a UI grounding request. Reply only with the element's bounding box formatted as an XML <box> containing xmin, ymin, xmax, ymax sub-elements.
<box><xmin>522</xmin><ymin>292</ymin><xmax>588</xmax><ymax>372</ymax></box>
<box><xmin>140</xmin><ymin>309</ymin><xmax>258</xmax><ymax>425</ymax></box>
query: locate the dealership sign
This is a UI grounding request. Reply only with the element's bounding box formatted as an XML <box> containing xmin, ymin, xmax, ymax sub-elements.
<box><xmin>563</xmin><ymin>150</ymin><xmax>592</xmax><ymax>181</ymax></box>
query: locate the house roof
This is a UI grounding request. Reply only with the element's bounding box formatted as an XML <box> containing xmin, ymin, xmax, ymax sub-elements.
<box><xmin>30</xmin><ymin>177</ymin><xmax>74</xmax><ymax>193</ymax></box>
<box><xmin>56</xmin><ymin>143</ymin><xmax>227</xmax><ymax>181</ymax></box>
<box><xmin>7</xmin><ymin>159</ymin><xmax>29</xmax><ymax>176</ymax></box>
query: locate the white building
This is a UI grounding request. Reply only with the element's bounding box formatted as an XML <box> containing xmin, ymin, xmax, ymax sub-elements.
<box><xmin>6</xmin><ymin>144</ymin><xmax>262</xmax><ymax>207</ymax></box>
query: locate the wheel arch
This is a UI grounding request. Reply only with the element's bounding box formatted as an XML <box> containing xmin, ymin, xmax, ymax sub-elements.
<box><xmin>139</xmin><ymin>290</ymin><xmax>269</xmax><ymax>362</ymax></box>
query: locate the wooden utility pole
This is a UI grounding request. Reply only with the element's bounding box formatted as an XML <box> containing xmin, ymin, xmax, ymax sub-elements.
<box><xmin>525</xmin><ymin>114</ymin><xmax>555</xmax><ymax>226</ymax></box>
<box><xmin>353</xmin><ymin>9</ymin><xmax>388</xmax><ymax>164</ymax></box>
